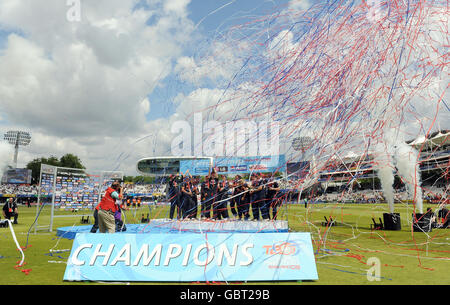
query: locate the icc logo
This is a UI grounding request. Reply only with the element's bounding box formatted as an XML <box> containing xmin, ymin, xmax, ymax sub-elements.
<box><xmin>263</xmin><ymin>242</ymin><xmax>300</xmax><ymax>256</ymax></box>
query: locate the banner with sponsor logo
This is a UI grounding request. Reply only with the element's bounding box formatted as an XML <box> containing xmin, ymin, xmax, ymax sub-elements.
<box><xmin>180</xmin><ymin>158</ymin><xmax>211</xmax><ymax>175</ymax></box>
<box><xmin>179</xmin><ymin>155</ymin><xmax>286</xmax><ymax>176</ymax></box>
<box><xmin>1</xmin><ymin>168</ymin><xmax>32</xmax><ymax>184</ymax></box>
<box><xmin>63</xmin><ymin>232</ymin><xmax>318</xmax><ymax>282</ymax></box>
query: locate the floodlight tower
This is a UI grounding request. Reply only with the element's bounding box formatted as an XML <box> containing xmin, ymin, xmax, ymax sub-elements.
<box><xmin>292</xmin><ymin>136</ymin><xmax>315</xmax><ymax>204</ymax></box>
<box><xmin>292</xmin><ymin>136</ymin><xmax>312</xmax><ymax>153</ymax></box>
<box><xmin>4</xmin><ymin>131</ymin><xmax>31</xmax><ymax>168</ymax></box>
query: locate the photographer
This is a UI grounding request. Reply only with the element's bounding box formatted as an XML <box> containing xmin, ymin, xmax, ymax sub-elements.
<box><xmin>97</xmin><ymin>181</ymin><xmax>123</xmax><ymax>233</ymax></box>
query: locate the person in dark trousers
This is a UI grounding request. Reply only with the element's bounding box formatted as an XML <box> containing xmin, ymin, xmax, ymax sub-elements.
<box><xmin>179</xmin><ymin>177</ymin><xmax>189</xmax><ymax>218</ymax></box>
<box><xmin>250</xmin><ymin>174</ymin><xmax>264</xmax><ymax>220</ymax></box>
<box><xmin>208</xmin><ymin>177</ymin><xmax>219</xmax><ymax>219</ymax></box>
<box><xmin>231</xmin><ymin>178</ymin><xmax>250</xmax><ymax>220</ymax></box>
<box><xmin>229</xmin><ymin>179</ymin><xmax>238</xmax><ymax>218</ymax></box>
<box><xmin>189</xmin><ymin>178</ymin><xmax>199</xmax><ymax>219</ymax></box>
<box><xmin>267</xmin><ymin>179</ymin><xmax>281</xmax><ymax>220</ymax></box>
<box><xmin>180</xmin><ymin>177</ymin><xmax>195</xmax><ymax>219</ymax></box>
<box><xmin>2</xmin><ymin>198</ymin><xmax>18</xmax><ymax>224</ymax></box>
<box><xmin>214</xmin><ymin>176</ymin><xmax>230</xmax><ymax>220</ymax></box>
<box><xmin>168</xmin><ymin>177</ymin><xmax>181</xmax><ymax>220</ymax></box>
<box><xmin>240</xmin><ymin>180</ymin><xmax>251</xmax><ymax>220</ymax></box>
<box><xmin>114</xmin><ymin>205</ymin><xmax>127</xmax><ymax>232</ymax></box>
<box><xmin>200</xmin><ymin>176</ymin><xmax>211</xmax><ymax>219</ymax></box>
<box><xmin>90</xmin><ymin>202</ymin><xmax>100</xmax><ymax>233</ymax></box>
<box><xmin>259</xmin><ymin>174</ymin><xmax>271</xmax><ymax>220</ymax></box>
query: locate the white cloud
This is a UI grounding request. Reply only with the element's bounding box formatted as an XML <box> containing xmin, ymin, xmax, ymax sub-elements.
<box><xmin>0</xmin><ymin>0</ymin><xmax>446</xmax><ymax>177</ymax></box>
<box><xmin>141</xmin><ymin>98</ymin><xmax>151</xmax><ymax>115</ymax></box>
<box><xmin>0</xmin><ymin>0</ymin><xmax>197</xmax><ymax>174</ymax></box>
<box><xmin>163</xmin><ymin>0</ymin><xmax>191</xmax><ymax>16</ymax></box>
<box><xmin>174</xmin><ymin>40</ymin><xmax>245</xmax><ymax>86</ymax></box>
<box><xmin>288</xmin><ymin>0</ymin><xmax>311</xmax><ymax>11</ymax></box>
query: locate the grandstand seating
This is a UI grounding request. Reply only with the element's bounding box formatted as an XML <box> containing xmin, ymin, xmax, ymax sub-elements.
<box><xmin>0</xmin><ymin>183</ymin><xmax>167</xmax><ymax>202</ymax></box>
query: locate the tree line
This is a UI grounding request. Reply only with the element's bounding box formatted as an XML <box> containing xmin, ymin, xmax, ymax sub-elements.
<box><xmin>25</xmin><ymin>154</ymin><xmax>156</xmax><ymax>185</ymax></box>
<box><xmin>26</xmin><ymin>153</ymin><xmax>85</xmax><ymax>184</ymax></box>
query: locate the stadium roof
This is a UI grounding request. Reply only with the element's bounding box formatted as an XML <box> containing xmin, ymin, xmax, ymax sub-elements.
<box><xmin>344</xmin><ymin>151</ymin><xmax>359</xmax><ymax>159</ymax></box>
<box><xmin>407</xmin><ymin>130</ymin><xmax>449</xmax><ymax>148</ymax></box>
<box><xmin>321</xmin><ymin>130</ymin><xmax>449</xmax><ymax>166</ymax></box>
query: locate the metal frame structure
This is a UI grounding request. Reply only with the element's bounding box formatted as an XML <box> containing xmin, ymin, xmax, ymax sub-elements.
<box><xmin>34</xmin><ymin>164</ymin><xmax>123</xmax><ymax>233</ymax></box>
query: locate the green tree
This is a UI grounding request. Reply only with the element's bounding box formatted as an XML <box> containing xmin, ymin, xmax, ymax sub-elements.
<box><xmin>59</xmin><ymin>153</ymin><xmax>85</xmax><ymax>169</ymax></box>
<box><xmin>123</xmin><ymin>176</ymin><xmax>134</xmax><ymax>183</ymax></box>
<box><xmin>122</xmin><ymin>176</ymin><xmax>156</xmax><ymax>184</ymax></box>
<box><xmin>26</xmin><ymin>154</ymin><xmax>85</xmax><ymax>184</ymax></box>
<box><xmin>26</xmin><ymin>156</ymin><xmax>60</xmax><ymax>184</ymax></box>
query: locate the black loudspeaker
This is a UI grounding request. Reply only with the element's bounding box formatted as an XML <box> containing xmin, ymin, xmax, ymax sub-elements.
<box><xmin>383</xmin><ymin>213</ymin><xmax>401</xmax><ymax>231</ymax></box>
<box><xmin>412</xmin><ymin>213</ymin><xmax>432</xmax><ymax>232</ymax></box>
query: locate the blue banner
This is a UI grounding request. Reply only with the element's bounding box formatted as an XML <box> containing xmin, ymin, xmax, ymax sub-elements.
<box><xmin>179</xmin><ymin>155</ymin><xmax>286</xmax><ymax>175</ymax></box>
<box><xmin>64</xmin><ymin>232</ymin><xmax>318</xmax><ymax>282</ymax></box>
<box><xmin>180</xmin><ymin>159</ymin><xmax>211</xmax><ymax>175</ymax></box>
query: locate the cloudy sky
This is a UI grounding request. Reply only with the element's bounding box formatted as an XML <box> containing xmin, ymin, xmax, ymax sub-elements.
<box><xmin>0</xmin><ymin>0</ymin><xmax>447</xmax><ymax>176</ymax></box>
<box><xmin>0</xmin><ymin>0</ymin><xmax>313</xmax><ymax>175</ymax></box>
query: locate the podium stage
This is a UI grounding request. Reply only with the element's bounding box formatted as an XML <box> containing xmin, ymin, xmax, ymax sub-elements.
<box><xmin>57</xmin><ymin>218</ymin><xmax>289</xmax><ymax>239</ymax></box>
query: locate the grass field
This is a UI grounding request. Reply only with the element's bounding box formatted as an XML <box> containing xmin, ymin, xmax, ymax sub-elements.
<box><xmin>1</xmin><ymin>202</ymin><xmax>448</xmax><ymax>285</ymax></box>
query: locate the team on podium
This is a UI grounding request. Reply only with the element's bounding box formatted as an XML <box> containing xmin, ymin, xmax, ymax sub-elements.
<box><xmin>167</xmin><ymin>171</ymin><xmax>283</xmax><ymax>221</ymax></box>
